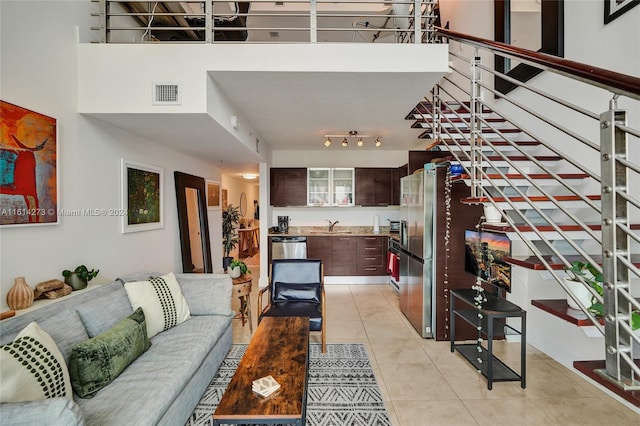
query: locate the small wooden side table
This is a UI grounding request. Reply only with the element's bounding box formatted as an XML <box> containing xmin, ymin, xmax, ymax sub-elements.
<box><xmin>232</xmin><ymin>274</ymin><xmax>253</xmax><ymax>333</ymax></box>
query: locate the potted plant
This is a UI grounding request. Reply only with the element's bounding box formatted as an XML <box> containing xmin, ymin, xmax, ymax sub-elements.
<box><xmin>228</xmin><ymin>259</ymin><xmax>250</xmax><ymax>279</ymax></box>
<box><xmin>222</xmin><ymin>204</ymin><xmax>240</xmax><ymax>270</ymax></box>
<box><xmin>563</xmin><ymin>261</ymin><xmax>598</xmax><ymax>310</ymax></box>
<box><xmin>62</xmin><ymin>265</ymin><xmax>99</xmax><ymax>291</ymax></box>
<box><xmin>564</xmin><ymin>261</ymin><xmax>640</xmax><ymax>329</ymax></box>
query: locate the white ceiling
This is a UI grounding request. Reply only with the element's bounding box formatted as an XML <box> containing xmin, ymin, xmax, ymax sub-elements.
<box><xmin>210</xmin><ymin>69</ymin><xmax>441</xmax><ymax>150</ymax></box>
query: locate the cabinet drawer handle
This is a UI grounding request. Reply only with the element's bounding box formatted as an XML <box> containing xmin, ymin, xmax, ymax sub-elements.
<box><xmin>364</xmin><ymin>268</ymin><xmax>377</xmax><ymax>271</ymax></box>
<box><xmin>365</xmin><ymin>247</ymin><xmax>377</xmax><ymax>250</ymax></box>
<box><xmin>364</xmin><ymin>257</ymin><xmax>376</xmax><ymax>260</ymax></box>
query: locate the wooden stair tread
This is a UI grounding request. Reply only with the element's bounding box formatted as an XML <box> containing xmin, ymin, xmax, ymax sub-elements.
<box><xmin>420</xmin><ymin>134</ymin><xmax>541</xmax><ymax>145</ymax></box>
<box><xmin>484</xmin><ymin>223</ymin><xmax>640</xmax><ymax>232</ymax></box>
<box><xmin>458</xmin><ymin>155</ymin><xmax>563</xmax><ymax>162</ymax></box>
<box><xmin>531</xmin><ymin>299</ymin><xmax>604</xmax><ymax>326</ymax></box>
<box><xmin>462</xmin><ymin>195</ymin><xmax>602</xmax><ymax>204</ymax></box>
<box><xmin>406</xmin><ymin>102</ymin><xmax>492</xmax><ymax>118</ymax></box>
<box><xmin>504</xmin><ymin>254</ymin><xmax>640</xmax><ymax>270</ymax></box>
<box><xmin>457</xmin><ymin>173</ymin><xmax>590</xmax><ymax>180</ymax></box>
<box><xmin>573</xmin><ymin>360</ymin><xmax>640</xmax><ymax>408</ymax></box>
<box><xmin>410</xmin><ymin>117</ymin><xmax>506</xmax><ymax>125</ymax></box>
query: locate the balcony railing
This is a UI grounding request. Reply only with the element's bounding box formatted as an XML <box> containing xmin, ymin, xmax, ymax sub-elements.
<box><xmin>91</xmin><ymin>0</ymin><xmax>439</xmax><ymax>43</ymax></box>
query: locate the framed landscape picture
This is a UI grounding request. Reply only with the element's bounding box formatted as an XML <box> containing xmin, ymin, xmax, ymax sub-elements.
<box><xmin>206</xmin><ymin>180</ymin><xmax>221</xmax><ymax>209</ymax></box>
<box><xmin>605</xmin><ymin>0</ymin><xmax>639</xmax><ymax>24</ymax></box>
<box><xmin>121</xmin><ymin>159</ymin><xmax>163</xmax><ymax>233</ymax></box>
<box><xmin>0</xmin><ymin>101</ymin><xmax>58</xmax><ymax>226</ymax></box>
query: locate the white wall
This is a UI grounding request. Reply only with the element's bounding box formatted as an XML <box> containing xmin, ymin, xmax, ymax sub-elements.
<box><xmin>0</xmin><ymin>1</ymin><xmax>225</xmax><ymax>309</ymax></box>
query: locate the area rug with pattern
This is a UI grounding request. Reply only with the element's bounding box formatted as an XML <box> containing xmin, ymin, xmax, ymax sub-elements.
<box><xmin>186</xmin><ymin>343</ymin><xmax>391</xmax><ymax>426</ymax></box>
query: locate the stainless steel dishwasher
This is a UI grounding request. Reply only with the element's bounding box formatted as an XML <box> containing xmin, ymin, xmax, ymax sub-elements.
<box><xmin>271</xmin><ymin>236</ymin><xmax>307</xmax><ymax>259</ymax></box>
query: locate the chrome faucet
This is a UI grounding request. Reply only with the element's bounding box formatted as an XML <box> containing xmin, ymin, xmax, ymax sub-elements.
<box><xmin>328</xmin><ymin>220</ymin><xmax>339</xmax><ymax>232</ymax></box>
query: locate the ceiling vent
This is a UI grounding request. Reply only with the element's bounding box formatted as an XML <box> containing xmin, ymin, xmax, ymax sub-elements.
<box><xmin>152</xmin><ymin>82</ymin><xmax>181</xmax><ymax>106</ymax></box>
<box><xmin>269</xmin><ymin>31</ymin><xmax>280</xmax><ymax>38</ymax></box>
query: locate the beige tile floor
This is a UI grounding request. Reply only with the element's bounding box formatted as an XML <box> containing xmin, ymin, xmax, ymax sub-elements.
<box><xmin>230</xmin><ymin>266</ymin><xmax>640</xmax><ymax>425</ymax></box>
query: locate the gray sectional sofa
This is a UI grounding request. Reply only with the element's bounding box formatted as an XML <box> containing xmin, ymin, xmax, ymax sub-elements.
<box><xmin>0</xmin><ymin>272</ymin><xmax>233</xmax><ymax>425</ymax></box>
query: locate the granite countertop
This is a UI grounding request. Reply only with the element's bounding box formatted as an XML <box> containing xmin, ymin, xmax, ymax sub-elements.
<box><xmin>269</xmin><ymin>226</ymin><xmax>397</xmax><ymax>237</ymax></box>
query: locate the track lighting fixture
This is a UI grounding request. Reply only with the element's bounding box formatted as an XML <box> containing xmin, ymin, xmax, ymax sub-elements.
<box><xmin>322</xmin><ymin>130</ymin><xmax>382</xmax><ymax>148</ymax></box>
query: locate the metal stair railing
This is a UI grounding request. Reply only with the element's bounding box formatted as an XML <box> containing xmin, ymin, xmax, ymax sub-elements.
<box><xmin>91</xmin><ymin>0</ymin><xmax>437</xmax><ymax>43</ymax></box>
<box><xmin>425</xmin><ymin>27</ymin><xmax>640</xmax><ymax>391</ymax></box>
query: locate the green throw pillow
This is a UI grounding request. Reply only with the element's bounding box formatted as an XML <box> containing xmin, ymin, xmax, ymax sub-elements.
<box><xmin>69</xmin><ymin>307</ymin><xmax>151</xmax><ymax>398</ymax></box>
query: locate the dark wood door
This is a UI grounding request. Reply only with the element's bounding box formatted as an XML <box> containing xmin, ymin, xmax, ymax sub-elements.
<box><xmin>331</xmin><ymin>236</ymin><xmax>357</xmax><ymax>275</ymax></box>
<box><xmin>269</xmin><ymin>168</ymin><xmax>307</xmax><ymax>206</ymax></box>
<box><xmin>307</xmin><ymin>236</ymin><xmax>333</xmax><ymax>275</ymax></box>
<box><xmin>373</xmin><ymin>168</ymin><xmax>392</xmax><ymax>206</ymax></box>
<box><xmin>354</xmin><ymin>168</ymin><xmax>375</xmax><ymax>206</ymax></box>
<box><xmin>355</xmin><ymin>168</ymin><xmax>393</xmax><ymax>206</ymax></box>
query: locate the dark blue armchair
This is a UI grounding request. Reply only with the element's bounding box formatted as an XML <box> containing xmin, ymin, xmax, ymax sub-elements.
<box><xmin>258</xmin><ymin>259</ymin><xmax>326</xmax><ymax>352</ymax></box>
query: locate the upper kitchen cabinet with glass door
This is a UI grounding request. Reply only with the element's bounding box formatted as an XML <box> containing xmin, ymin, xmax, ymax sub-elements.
<box><xmin>307</xmin><ymin>168</ymin><xmax>354</xmax><ymax>207</ymax></box>
<box><xmin>308</xmin><ymin>168</ymin><xmax>330</xmax><ymax>206</ymax></box>
<box><xmin>332</xmin><ymin>168</ymin><xmax>354</xmax><ymax>206</ymax></box>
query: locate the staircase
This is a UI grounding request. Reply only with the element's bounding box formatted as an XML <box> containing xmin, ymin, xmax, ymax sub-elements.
<box><xmin>412</xmin><ymin>27</ymin><xmax>640</xmax><ymax>408</ymax></box>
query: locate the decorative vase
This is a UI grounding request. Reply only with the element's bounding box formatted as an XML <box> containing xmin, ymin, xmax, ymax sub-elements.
<box><xmin>228</xmin><ymin>266</ymin><xmax>242</xmax><ymax>279</ymax></box>
<box><xmin>483</xmin><ymin>204</ymin><xmax>502</xmax><ymax>223</ymax></box>
<box><xmin>6</xmin><ymin>277</ymin><xmax>34</xmax><ymax>310</ymax></box>
<box><xmin>64</xmin><ymin>273</ymin><xmax>87</xmax><ymax>291</ymax></box>
<box><xmin>564</xmin><ymin>279</ymin><xmax>593</xmax><ymax>310</ymax></box>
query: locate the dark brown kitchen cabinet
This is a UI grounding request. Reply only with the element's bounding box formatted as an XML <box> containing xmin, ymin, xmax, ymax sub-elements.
<box><xmin>356</xmin><ymin>236</ymin><xmax>386</xmax><ymax>275</ymax></box>
<box><xmin>391</xmin><ymin>165</ymin><xmax>407</xmax><ymax>205</ymax></box>
<box><xmin>331</xmin><ymin>236</ymin><xmax>357</xmax><ymax>275</ymax></box>
<box><xmin>307</xmin><ymin>235</ymin><xmax>387</xmax><ymax>276</ymax></box>
<box><xmin>306</xmin><ymin>236</ymin><xmax>333</xmax><ymax>274</ymax></box>
<box><xmin>355</xmin><ymin>168</ymin><xmax>393</xmax><ymax>206</ymax></box>
<box><xmin>408</xmin><ymin>151</ymin><xmax>452</xmax><ymax>175</ymax></box>
<box><xmin>270</xmin><ymin>168</ymin><xmax>307</xmax><ymax>206</ymax></box>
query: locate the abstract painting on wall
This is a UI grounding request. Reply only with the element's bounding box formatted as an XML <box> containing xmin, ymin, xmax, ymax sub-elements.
<box><xmin>0</xmin><ymin>101</ymin><xmax>58</xmax><ymax>226</ymax></box>
<box><xmin>121</xmin><ymin>159</ymin><xmax>164</xmax><ymax>233</ymax></box>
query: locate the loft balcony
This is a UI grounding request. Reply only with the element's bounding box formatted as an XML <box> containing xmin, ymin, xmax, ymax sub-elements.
<box><xmin>91</xmin><ymin>0</ymin><xmax>439</xmax><ymax>44</ymax></box>
<box><xmin>80</xmin><ymin>1</ymin><xmax>448</xmax><ymax>169</ymax></box>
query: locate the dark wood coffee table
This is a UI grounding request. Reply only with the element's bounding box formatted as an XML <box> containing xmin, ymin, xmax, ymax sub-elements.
<box><xmin>213</xmin><ymin>316</ymin><xmax>310</xmax><ymax>426</ymax></box>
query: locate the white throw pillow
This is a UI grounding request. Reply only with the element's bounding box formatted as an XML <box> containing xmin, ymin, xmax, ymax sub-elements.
<box><xmin>0</xmin><ymin>322</ymin><xmax>72</xmax><ymax>403</ymax></box>
<box><xmin>124</xmin><ymin>272</ymin><xmax>191</xmax><ymax>338</ymax></box>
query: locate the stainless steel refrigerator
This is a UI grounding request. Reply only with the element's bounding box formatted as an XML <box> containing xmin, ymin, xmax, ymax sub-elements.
<box><xmin>399</xmin><ymin>169</ymin><xmax>435</xmax><ymax>338</ymax></box>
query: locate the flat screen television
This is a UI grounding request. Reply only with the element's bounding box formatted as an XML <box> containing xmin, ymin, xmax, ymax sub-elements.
<box><xmin>464</xmin><ymin>230</ymin><xmax>512</xmax><ymax>293</ymax></box>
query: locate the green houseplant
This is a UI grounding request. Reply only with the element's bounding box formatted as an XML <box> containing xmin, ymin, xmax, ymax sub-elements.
<box><xmin>222</xmin><ymin>204</ymin><xmax>240</xmax><ymax>270</ymax></box>
<box><xmin>565</xmin><ymin>261</ymin><xmax>640</xmax><ymax>330</ymax></box>
<box><xmin>62</xmin><ymin>265</ymin><xmax>99</xmax><ymax>291</ymax></box>
<box><xmin>228</xmin><ymin>259</ymin><xmax>250</xmax><ymax>278</ymax></box>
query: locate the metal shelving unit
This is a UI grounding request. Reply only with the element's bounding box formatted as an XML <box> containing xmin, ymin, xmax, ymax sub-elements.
<box><xmin>450</xmin><ymin>288</ymin><xmax>526</xmax><ymax>390</ymax></box>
